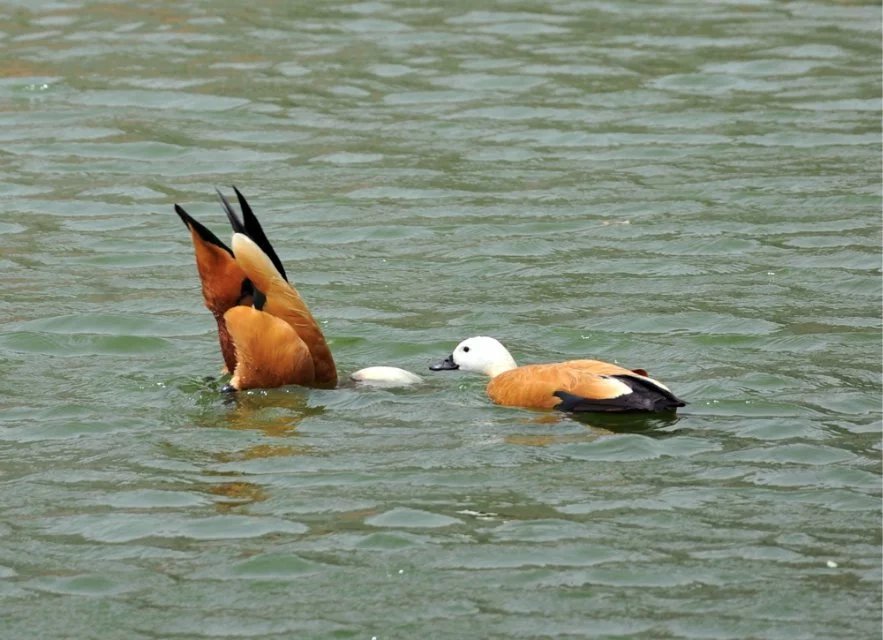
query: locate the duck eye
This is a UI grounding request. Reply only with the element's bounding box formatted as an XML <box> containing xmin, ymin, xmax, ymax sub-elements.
<box><xmin>462</xmin><ymin>346</ymin><xmax>470</xmax><ymax>353</ymax></box>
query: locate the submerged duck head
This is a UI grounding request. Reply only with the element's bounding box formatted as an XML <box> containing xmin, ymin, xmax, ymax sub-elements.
<box><xmin>430</xmin><ymin>336</ymin><xmax>518</xmax><ymax>378</ymax></box>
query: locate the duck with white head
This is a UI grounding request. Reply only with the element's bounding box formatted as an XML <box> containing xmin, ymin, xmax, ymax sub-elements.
<box><xmin>430</xmin><ymin>336</ymin><xmax>685</xmax><ymax>413</ymax></box>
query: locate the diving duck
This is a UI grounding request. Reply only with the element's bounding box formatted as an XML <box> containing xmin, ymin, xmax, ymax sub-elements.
<box><xmin>175</xmin><ymin>188</ymin><xmax>336</xmax><ymax>391</ymax></box>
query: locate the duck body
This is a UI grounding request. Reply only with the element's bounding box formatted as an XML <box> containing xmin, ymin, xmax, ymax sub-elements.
<box><xmin>431</xmin><ymin>337</ymin><xmax>685</xmax><ymax>413</ymax></box>
<box><xmin>175</xmin><ymin>188</ymin><xmax>337</xmax><ymax>391</ymax></box>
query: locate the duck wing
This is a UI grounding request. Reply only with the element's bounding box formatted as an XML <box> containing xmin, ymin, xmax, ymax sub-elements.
<box><xmin>487</xmin><ymin>362</ymin><xmax>685</xmax><ymax>412</ymax></box>
<box><xmin>230</xmin><ymin>233</ymin><xmax>337</xmax><ymax>387</ymax></box>
<box><xmin>174</xmin><ymin>204</ymin><xmax>253</xmax><ymax>373</ymax></box>
<box><xmin>216</xmin><ymin>187</ymin><xmax>289</xmax><ymax>282</ymax></box>
<box><xmin>553</xmin><ymin>373</ymin><xmax>687</xmax><ymax>412</ymax></box>
<box><xmin>223</xmin><ymin>305</ymin><xmax>315</xmax><ymax>390</ymax></box>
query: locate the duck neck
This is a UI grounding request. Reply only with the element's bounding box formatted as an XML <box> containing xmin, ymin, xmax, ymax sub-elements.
<box><xmin>486</xmin><ymin>356</ymin><xmax>517</xmax><ymax>378</ymax></box>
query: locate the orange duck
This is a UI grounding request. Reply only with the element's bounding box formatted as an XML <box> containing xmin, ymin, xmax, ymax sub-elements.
<box><xmin>430</xmin><ymin>336</ymin><xmax>685</xmax><ymax>413</ymax></box>
<box><xmin>175</xmin><ymin>188</ymin><xmax>336</xmax><ymax>392</ymax></box>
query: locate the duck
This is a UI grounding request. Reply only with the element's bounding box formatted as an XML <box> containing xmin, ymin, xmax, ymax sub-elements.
<box><xmin>175</xmin><ymin>188</ymin><xmax>337</xmax><ymax>391</ymax></box>
<box><xmin>429</xmin><ymin>336</ymin><xmax>686</xmax><ymax>412</ymax></box>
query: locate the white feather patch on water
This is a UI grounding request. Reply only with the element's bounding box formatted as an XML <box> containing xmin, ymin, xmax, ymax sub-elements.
<box><xmin>350</xmin><ymin>366</ymin><xmax>422</xmax><ymax>387</ymax></box>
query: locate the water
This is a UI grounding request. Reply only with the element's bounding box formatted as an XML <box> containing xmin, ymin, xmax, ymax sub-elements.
<box><xmin>0</xmin><ymin>1</ymin><xmax>880</xmax><ymax>638</ymax></box>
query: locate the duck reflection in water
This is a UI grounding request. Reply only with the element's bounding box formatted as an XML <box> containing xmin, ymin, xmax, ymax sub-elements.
<box><xmin>187</xmin><ymin>383</ymin><xmax>325</xmax><ymax>511</ymax></box>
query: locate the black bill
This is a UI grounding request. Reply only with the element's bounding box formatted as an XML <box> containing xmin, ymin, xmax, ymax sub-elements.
<box><xmin>429</xmin><ymin>355</ymin><xmax>459</xmax><ymax>371</ymax></box>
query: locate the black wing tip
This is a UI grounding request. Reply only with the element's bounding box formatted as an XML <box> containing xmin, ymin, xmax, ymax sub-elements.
<box><xmin>232</xmin><ymin>186</ymin><xmax>259</xmax><ymax>230</ymax></box>
<box><xmin>174</xmin><ymin>203</ymin><xmax>232</xmax><ymax>254</ymax></box>
<box><xmin>216</xmin><ymin>188</ymin><xmax>246</xmax><ymax>234</ymax></box>
<box><xmin>232</xmin><ymin>186</ymin><xmax>257</xmax><ymax>232</ymax></box>
<box><xmin>174</xmin><ymin>203</ymin><xmax>194</xmax><ymax>226</ymax></box>
<box><xmin>553</xmin><ymin>388</ymin><xmax>685</xmax><ymax>413</ymax></box>
<box><xmin>614</xmin><ymin>375</ymin><xmax>687</xmax><ymax>410</ymax></box>
<box><xmin>552</xmin><ymin>390</ymin><xmax>627</xmax><ymax>413</ymax></box>
<box><xmin>228</xmin><ymin>187</ymin><xmax>289</xmax><ymax>282</ymax></box>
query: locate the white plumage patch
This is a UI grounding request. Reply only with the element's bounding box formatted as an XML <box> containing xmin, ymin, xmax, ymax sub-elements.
<box><xmin>600</xmin><ymin>375</ymin><xmax>635</xmax><ymax>398</ymax></box>
<box><xmin>351</xmin><ymin>366</ymin><xmax>422</xmax><ymax>387</ymax></box>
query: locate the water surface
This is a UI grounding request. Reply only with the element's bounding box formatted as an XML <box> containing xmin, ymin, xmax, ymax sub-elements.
<box><xmin>0</xmin><ymin>1</ymin><xmax>880</xmax><ymax>638</ymax></box>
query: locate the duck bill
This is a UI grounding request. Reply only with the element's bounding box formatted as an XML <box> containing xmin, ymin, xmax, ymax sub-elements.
<box><xmin>429</xmin><ymin>355</ymin><xmax>459</xmax><ymax>371</ymax></box>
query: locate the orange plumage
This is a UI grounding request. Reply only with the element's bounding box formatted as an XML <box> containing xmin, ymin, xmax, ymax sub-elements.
<box><xmin>486</xmin><ymin>361</ymin><xmax>646</xmax><ymax>409</ymax></box>
<box><xmin>175</xmin><ymin>205</ymin><xmax>251</xmax><ymax>373</ymax></box>
<box><xmin>229</xmin><ymin>233</ymin><xmax>336</xmax><ymax>387</ymax></box>
<box><xmin>223</xmin><ymin>305</ymin><xmax>315</xmax><ymax>390</ymax></box>
<box><xmin>175</xmin><ymin>189</ymin><xmax>336</xmax><ymax>391</ymax></box>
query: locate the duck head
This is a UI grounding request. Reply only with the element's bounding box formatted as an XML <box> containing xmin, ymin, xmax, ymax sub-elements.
<box><xmin>430</xmin><ymin>336</ymin><xmax>518</xmax><ymax>378</ymax></box>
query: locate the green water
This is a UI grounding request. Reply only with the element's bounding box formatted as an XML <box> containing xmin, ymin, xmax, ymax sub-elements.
<box><xmin>0</xmin><ymin>1</ymin><xmax>880</xmax><ymax>638</ymax></box>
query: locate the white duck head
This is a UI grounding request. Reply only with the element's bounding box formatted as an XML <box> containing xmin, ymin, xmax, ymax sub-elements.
<box><xmin>429</xmin><ymin>336</ymin><xmax>518</xmax><ymax>378</ymax></box>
